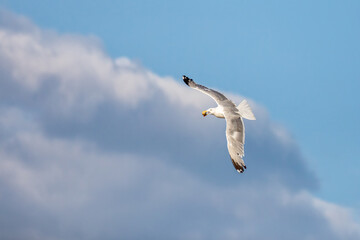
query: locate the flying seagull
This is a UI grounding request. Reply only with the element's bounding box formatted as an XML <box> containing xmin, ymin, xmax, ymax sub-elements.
<box><xmin>183</xmin><ymin>75</ymin><xmax>256</xmax><ymax>173</ymax></box>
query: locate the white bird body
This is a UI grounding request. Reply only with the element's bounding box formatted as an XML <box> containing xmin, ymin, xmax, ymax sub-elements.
<box><xmin>183</xmin><ymin>75</ymin><xmax>256</xmax><ymax>173</ymax></box>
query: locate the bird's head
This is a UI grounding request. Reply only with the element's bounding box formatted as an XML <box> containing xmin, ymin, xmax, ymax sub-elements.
<box><xmin>202</xmin><ymin>108</ymin><xmax>214</xmax><ymax>117</ymax></box>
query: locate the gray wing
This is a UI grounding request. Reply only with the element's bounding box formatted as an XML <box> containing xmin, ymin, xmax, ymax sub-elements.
<box><xmin>225</xmin><ymin>113</ymin><xmax>246</xmax><ymax>173</ymax></box>
<box><xmin>183</xmin><ymin>75</ymin><xmax>228</xmax><ymax>105</ymax></box>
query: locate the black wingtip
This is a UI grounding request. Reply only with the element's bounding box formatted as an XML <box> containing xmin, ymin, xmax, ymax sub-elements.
<box><xmin>182</xmin><ymin>75</ymin><xmax>190</xmax><ymax>86</ymax></box>
<box><xmin>231</xmin><ymin>158</ymin><xmax>245</xmax><ymax>173</ymax></box>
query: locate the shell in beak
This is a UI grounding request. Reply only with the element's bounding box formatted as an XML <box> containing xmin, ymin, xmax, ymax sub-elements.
<box><xmin>202</xmin><ymin>110</ymin><xmax>207</xmax><ymax>117</ymax></box>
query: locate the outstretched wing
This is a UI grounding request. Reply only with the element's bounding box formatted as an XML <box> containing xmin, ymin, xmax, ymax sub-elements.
<box><xmin>183</xmin><ymin>75</ymin><xmax>228</xmax><ymax>105</ymax></box>
<box><xmin>225</xmin><ymin>114</ymin><xmax>246</xmax><ymax>173</ymax></box>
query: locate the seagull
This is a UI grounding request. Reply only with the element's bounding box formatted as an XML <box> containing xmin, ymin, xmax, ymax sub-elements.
<box><xmin>183</xmin><ymin>75</ymin><xmax>256</xmax><ymax>173</ymax></box>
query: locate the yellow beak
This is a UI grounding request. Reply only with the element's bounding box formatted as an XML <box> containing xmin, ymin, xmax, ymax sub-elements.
<box><xmin>202</xmin><ymin>110</ymin><xmax>207</xmax><ymax>117</ymax></box>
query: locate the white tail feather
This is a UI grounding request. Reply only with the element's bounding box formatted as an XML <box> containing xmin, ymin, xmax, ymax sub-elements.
<box><xmin>237</xmin><ymin>100</ymin><xmax>256</xmax><ymax>120</ymax></box>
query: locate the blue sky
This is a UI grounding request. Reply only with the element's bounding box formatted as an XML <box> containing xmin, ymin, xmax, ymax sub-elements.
<box><xmin>0</xmin><ymin>0</ymin><xmax>360</xmax><ymax>239</ymax></box>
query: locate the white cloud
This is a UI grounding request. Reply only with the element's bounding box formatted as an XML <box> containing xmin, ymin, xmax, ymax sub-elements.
<box><xmin>0</xmin><ymin>9</ymin><xmax>209</xmax><ymax>116</ymax></box>
<box><xmin>2</xmin><ymin>119</ymin><xmax>358</xmax><ymax>239</ymax></box>
<box><xmin>0</xmin><ymin>9</ymin><xmax>359</xmax><ymax>240</ymax></box>
<box><xmin>312</xmin><ymin>197</ymin><xmax>360</xmax><ymax>238</ymax></box>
